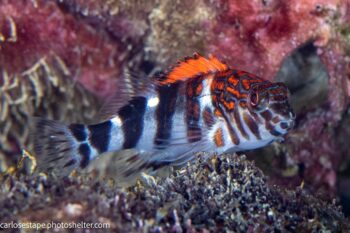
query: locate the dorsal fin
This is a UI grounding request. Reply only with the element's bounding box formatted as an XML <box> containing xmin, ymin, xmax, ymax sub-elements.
<box><xmin>98</xmin><ymin>71</ymin><xmax>156</xmax><ymax>120</ymax></box>
<box><xmin>158</xmin><ymin>53</ymin><xmax>229</xmax><ymax>85</ymax></box>
<box><xmin>99</xmin><ymin>53</ymin><xmax>228</xmax><ymax>119</ymax></box>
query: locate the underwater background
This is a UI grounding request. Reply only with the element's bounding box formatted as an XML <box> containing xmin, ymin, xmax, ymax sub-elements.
<box><xmin>0</xmin><ymin>0</ymin><xmax>350</xmax><ymax>232</ymax></box>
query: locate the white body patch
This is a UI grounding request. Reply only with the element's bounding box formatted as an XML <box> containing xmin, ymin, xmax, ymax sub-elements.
<box><xmin>111</xmin><ymin>116</ymin><xmax>122</xmax><ymax>127</ymax></box>
<box><xmin>136</xmin><ymin>94</ymin><xmax>158</xmax><ymax>151</ymax></box>
<box><xmin>147</xmin><ymin>96</ymin><xmax>160</xmax><ymax>108</ymax></box>
<box><xmin>199</xmin><ymin>77</ymin><xmax>214</xmax><ymax>106</ymax></box>
<box><xmin>108</xmin><ymin>120</ymin><xmax>124</xmax><ymax>152</ymax></box>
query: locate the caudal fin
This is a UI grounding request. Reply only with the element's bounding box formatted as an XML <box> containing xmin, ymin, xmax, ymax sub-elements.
<box><xmin>32</xmin><ymin>118</ymin><xmax>84</xmax><ymax>176</ymax></box>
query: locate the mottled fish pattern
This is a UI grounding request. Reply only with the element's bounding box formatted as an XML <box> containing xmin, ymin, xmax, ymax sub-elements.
<box><xmin>33</xmin><ymin>53</ymin><xmax>295</xmax><ymax>177</ymax></box>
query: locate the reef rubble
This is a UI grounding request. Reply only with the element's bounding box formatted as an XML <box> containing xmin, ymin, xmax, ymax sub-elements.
<box><xmin>1</xmin><ymin>154</ymin><xmax>349</xmax><ymax>232</ymax></box>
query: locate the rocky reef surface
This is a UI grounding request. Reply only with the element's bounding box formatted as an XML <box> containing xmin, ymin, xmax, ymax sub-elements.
<box><xmin>1</xmin><ymin>154</ymin><xmax>349</xmax><ymax>232</ymax></box>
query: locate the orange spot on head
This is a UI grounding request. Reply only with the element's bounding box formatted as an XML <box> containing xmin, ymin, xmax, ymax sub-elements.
<box><xmin>211</xmin><ymin>79</ymin><xmax>225</xmax><ymax>93</ymax></box>
<box><xmin>222</xmin><ymin>100</ymin><xmax>235</xmax><ymax>110</ymax></box>
<box><xmin>228</xmin><ymin>75</ymin><xmax>239</xmax><ymax>86</ymax></box>
<box><xmin>214</xmin><ymin>128</ymin><xmax>225</xmax><ymax>147</ymax></box>
<box><xmin>242</xmin><ymin>79</ymin><xmax>251</xmax><ymax>90</ymax></box>
<box><xmin>226</xmin><ymin>86</ymin><xmax>241</xmax><ymax>98</ymax></box>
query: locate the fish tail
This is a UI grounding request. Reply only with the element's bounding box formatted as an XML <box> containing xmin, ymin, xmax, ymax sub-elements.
<box><xmin>32</xmin><ymin>118</ymin><xmax>98</xmax><ymax>176</ymax></box>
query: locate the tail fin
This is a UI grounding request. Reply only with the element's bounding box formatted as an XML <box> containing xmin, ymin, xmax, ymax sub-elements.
<box><xmin>32</xmin><ymin>118</ymin><xmax>83</xmax><ymax>176</ymax></box>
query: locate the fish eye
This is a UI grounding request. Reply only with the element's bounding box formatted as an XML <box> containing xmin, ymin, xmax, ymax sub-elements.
<box><xmin>249</xmin><ymin>88</ymin><xmax>269</xmax><ymax>110</ymax></box>
<box><xmin>249</xmin><ymin>92</ymin><xmax>259</xmax><ymax>106</ymax></box>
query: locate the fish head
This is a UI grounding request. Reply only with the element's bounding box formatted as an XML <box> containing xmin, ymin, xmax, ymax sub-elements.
<box><xmin>246</xmin><ymin>81</ymin><xmax>295</xmax><ymax>136</ymax></box>
<box><xmin>211</xmin><ymin>70</ymin><xmax>295</xmax><ymax>150</ymax></box>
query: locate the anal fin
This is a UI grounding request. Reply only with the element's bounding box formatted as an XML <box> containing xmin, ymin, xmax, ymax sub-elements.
<box><xmin>87</xmin><ymin>149</ymin><xmax>172</xmax><ymax>187</ymax></box>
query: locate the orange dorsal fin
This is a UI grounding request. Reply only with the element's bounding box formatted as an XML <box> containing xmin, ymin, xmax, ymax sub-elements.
<box><xmin>158</xmin><ymin>53</ymin><xmax>229</xmax><ymax>85</ymax></box>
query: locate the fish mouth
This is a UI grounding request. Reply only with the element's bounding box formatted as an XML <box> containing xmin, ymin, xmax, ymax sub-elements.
<box><xmin>277</xmin><ymin>118</ymin><xmax>295</xmax><ymax>133</ymax></box>
<box><xmin>275</xmin><ymin>112</ymin><xmax>295</xmax><ymax>134</ymax></box>
<box><xmin>280</xmin><ymin>111</ymin><xmax>295</xmax><ymax>130</ymax></box>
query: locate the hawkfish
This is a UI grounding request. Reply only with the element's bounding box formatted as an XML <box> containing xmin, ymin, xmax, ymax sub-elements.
<box><xmin>33</xmin><ymin>53</ymin><xmax>295</xmax><ymax>177</ymax></box>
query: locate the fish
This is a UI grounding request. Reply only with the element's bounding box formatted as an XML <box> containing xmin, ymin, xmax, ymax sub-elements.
<box><xmin>32</xmin><ymin>53</ymin><xmax>295</xmax><ymax>177</ymax></box>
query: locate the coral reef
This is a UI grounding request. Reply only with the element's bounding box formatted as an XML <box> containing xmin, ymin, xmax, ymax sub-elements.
<box><xmin>1</xmin><ymin>155</ymin><xmax>349</xmax><ymax>232</ymax></box>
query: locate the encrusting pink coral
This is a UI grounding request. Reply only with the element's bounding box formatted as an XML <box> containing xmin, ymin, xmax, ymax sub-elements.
<box><xmin>208</xmin><ymin>0</ymin><xmax>347</xmax><ymax>83</ymax></box>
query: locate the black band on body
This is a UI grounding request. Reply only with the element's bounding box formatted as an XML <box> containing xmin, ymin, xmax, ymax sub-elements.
<box><xmin>88</xmin><ymin>121</ymin><xmax>112</xmax><ymax>153</ymax></box>
<box><xmin>79</xmin><ymin>143</ymin><xmax>91</xmax><ymax>168</ymax></box>
<box><xmin>68</xmin><ymin>124</ymin><xmax>87</xmax><ymax>142</ymax></box>
<box><xmin>118</xmin><ymin>97</ymin><xmax>147</xmax><ymax>149</ymax></box>
<box><xmin>154</xmin><ymin>83</ymin><xmax>179</xmax><ymax>147</ymax></box>
<box><xmin>185</xmin><ymin>79</ymin><xmax>203</xmax><ymax>143</ymax></box>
